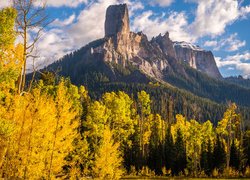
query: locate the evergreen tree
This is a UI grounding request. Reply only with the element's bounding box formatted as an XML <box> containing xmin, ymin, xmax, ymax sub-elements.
<box><xmin>207</xmin><ymin>139</ymin><xmax>213</xmax><ymax>175</ymax></box>
<box><xmin>200</xmin><ymin>140</ymin><xmax>213</xmax><ymax>175</ymax></box>
<box><xmin>164</xmin><ymin>126</ymin><xmax>174</xmax><ymax>171</ymax></box>
<box><xmin>173</xmin><ymin>128</ymin><xmax>187</xmax><ymax>175</ymax></box>
<box><xmin>243</xmin><ymin>130</ymin><xmax>250</xmax><ymax>167</ymax></box>
<box><xmin>147</xmin><ymin>114</ymin><xmax>165</xmax><ymax>174</ymax></box>
<box><xmin>213</xmin><ymin>136</ymin><xmax>226</xmax><ymax>172</ymax></box>
<box><xmin>230</xmin><ymin>140</ymin><xmax>240</xmax><ymax>170</ymax></box>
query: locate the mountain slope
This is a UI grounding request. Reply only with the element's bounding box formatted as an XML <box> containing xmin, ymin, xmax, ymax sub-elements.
<box><xmin>225</xmin><ymin>76</ymin><xmax>250</xmax><ymax>89</ymax></box>
<box><xmin>42</xmin><ymin>4</ymin><xmax>250</xmax><ymax>122</ymax></box>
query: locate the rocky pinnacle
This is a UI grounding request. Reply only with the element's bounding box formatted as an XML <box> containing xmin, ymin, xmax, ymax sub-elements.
<box><xmin>105</xmin><ymin>4</ymin><xmax>130</xmax><ymax>37</ymax></box>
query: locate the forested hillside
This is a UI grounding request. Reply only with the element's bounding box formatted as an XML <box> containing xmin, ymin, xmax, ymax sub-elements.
<box><xmin>225</xmin><ymin>76</ymin><xmax>250</xmax><ymax>89</ymax></box>
<box><xmin>45</xmin><ymin>53</ymin><xmax>250</xmax><ymax>126</ymax></box>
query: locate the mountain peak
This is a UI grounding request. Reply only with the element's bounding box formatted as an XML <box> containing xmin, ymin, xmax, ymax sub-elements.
<box><xmin>105</xmin><ymin>4</ymin><xmax>130</xmax><ymax>37</ymax></box>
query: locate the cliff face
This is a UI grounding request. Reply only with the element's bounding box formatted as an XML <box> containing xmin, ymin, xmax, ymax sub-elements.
<box><xmin>105</xmin><ymin>4</ymin><xmax>130</xmax><ymax>37</ymax></box>
<box><xmin>174</xmin><ymin>42</ymin><xmax>222</xmax><ymax>79</ymax></box>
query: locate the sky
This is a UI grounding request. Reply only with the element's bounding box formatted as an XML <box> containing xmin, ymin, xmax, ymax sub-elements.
<box><xmin>0</xmin><ymin>0</ymin><xmax>250</xmax><ymax>78</ymax></box>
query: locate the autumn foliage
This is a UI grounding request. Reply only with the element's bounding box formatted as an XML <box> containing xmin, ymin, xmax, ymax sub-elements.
<box><xmin>1</xmin><ymin>6</ymin><xmax>250</xmax><ymax>180</ymax></box>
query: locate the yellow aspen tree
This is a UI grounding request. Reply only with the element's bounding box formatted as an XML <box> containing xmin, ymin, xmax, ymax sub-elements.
<box><xmin>186</xmin><ymin>119</ymin><xmax>202</xmax><ymax>176</ymax></box>
<box><xmin>0</xmin><ymin>7</ymin><xmax>23</xmax><ymax>96</ymax></box>
<box><xmin>137</xmin><ymin>91</ymin><xmax>151</xmax><ymax>158</ymax></box>
<box><xmin>216</xmin><ymin>103</ymin><xmax>241</xmax><ymax>173</ymax></box>
<box><xmin>92</xmin><ymin>128</ymin><xmax>124</xmax><ymax>179</ymax></box>
<box><xmin>102</xmin><ymin>91</ymin><xmax>135</xmax><ymax>148</ymax></box>
<box><xmin>47</xmin><ymin>80</ymin><xmax>81</xmax><ymax>179</ymax></box>
<box><xmin>171</xmin><ymin>114</ymin><xmax>190</xmax><ymax>142</ymax></box>
<box><xmin>84</xmin><ymin>101</ymin><xmax>110</xmax><ymax>147</ymax></box>
<box><xmin>1</xmin><ymin>80</ymin><xmax>82</xmax><ymax>179</ymax></box>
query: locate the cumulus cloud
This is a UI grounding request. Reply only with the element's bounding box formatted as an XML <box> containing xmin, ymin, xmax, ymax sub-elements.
<box><xmin>188</xmin><ymin>0</ymin><xmax>239</xmax><ymax>37</ymax></box>
<box><xmin>149</xmin><ymin>0</ymin><xmax>174</xmax><ymax>7</ymax></box>
<box><xmin>26</xmin><ymin>28</ymin><xmax>76</xmax><ymax>71</ymax></box>
<box><xmin>52</xmin><ymin>14</ymin><xmax>76</xmax><ymax>27</ymax></box>
<box><xmin>187</xmin><ymin>0</ymin><xmax>250</xmax><ymax>38</ymax></box>
<box><xmin>132</xmin><ymin>11</ymin><xmax>195</xmax><ymax>42</ymax></box>
<box><xmin>0</xmin><ymin>1</ymin><xmax>12</xmax><ymax>8</ymax></box>
<box><xmin>240</xmin><ymin>5</ymin><xmax>250</xmax><ymax>17</ymax></box>
<box><xmin>133</xmin><ymin>0</ymin><xmax>250</xmax><ymax>43</ymax></box>
<box><xmin>43</xmin><ymin>0</ymin><xmax>88</xmax><ymax>8</ymax></box>
<box><xmin>215</xmin><ymin>52</ymin><xmax>250</xmax><ymax>78</ymax></box>
<box><xmin>204</xmin><ymin>40</ymin><xmax>218</xmax><ymax>47</ymax></box>
<box><xmin>205</xmin><ymin>33</ymin><xmax>246</xmax><ymax>52</ymax></box>
<box><xmin>68</xmin><ymin>0</ymin><xmax>117</xmax><ymax>47</ymax></box>
<box><xmin>222</xmin><ymin>33</ymin><xmax>246</xmax><ymax>51</ymax></box>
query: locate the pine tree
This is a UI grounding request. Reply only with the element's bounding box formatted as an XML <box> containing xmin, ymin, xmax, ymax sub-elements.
<box><xmin>164</xmin><ymin>126</ymin><xmax>174</xmax><ymax>171</ymax></box>
<box><xmin>137</xmin><ymin>91</ymin><xmax>152</xmax><ymax>166</ymax></box>
<box><xmin>148</xmin><ymin>114</ymin><xmax>165</xmax><ymax>174</ymax></box>
<box><xmin>230</xmin><ymin>140</ymin><xmax>240</xmax><ymax>170</ymax></box>
<box><xmin>173</xmin><ymin>129</ymin><xmax>187</xmax><ymax>175</ymax></box>
<box><xmin>213</xmin><ymin>136</ymin><xmax>226</xmax><ymax>172</ymax></box>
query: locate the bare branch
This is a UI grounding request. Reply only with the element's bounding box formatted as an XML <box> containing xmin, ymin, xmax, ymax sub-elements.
<box><xmin>13</xmin><ymin>0</ymin><xmax>51</xmax><ymax>93</ymax></box>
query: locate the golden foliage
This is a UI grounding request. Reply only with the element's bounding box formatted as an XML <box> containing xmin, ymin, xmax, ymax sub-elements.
<box><xmin>92</xmin><ymin>128</ymin><xmax>124</xmax><ymax>179</ymax></box>
<box><xmin>0</xmin><ymin>80</ymin><xmax>82</xmax><ymax>179</ymax></box>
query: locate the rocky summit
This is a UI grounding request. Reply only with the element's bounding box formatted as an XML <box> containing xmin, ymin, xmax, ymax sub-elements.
<box><xmin>48</xmin><ymin>4</ymin><xmax>222</xmax><ymax>84</ymax></box>
<box><xmin>95</xmin><ymin>4</ymin><xmax>221</xmax><ymax>80</ymax></box>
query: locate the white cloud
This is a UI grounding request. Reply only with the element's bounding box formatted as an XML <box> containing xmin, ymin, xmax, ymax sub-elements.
<box><xmin>240</xmin><ymin>5</ymin><xmax>250</xmax><ymax>17</ymax></box>
<box><xmin>188</xmin><ymin>0</ymin><xmax>239</xmax><ymax>38</ymax></box>
<box><xmin>0</xmin><ymin>0</ymin><xmax>88</xmax><ymax>9</ymax></box>
<box><xmin>204</xmin><ymin>40</ymin><xmax>218</xmax><ymax>47</ymax></box>
<box><xmin>132</xmin><ymin>0</ymin><xmax>250</xmax><ymax>44</ymax></box>
<box><xmin>210</xmin><ymin>33</ymin><xmax>246</xmax><ymax>52</ymax></box>
<box><xmin>0</xmin><ymin>1</ymin><xmax>12</xmax><ymax>8</ymax></box>
<box><xmin>132</xmin><ymin>11</ymin><xmax>195</xmax><ymax>42</ymax></box>
<box><xmin>68</xmin><ymin>0</ymin><xmax>117</xmax><ymax>47</ymax></box>
<box><xmin>150</xmin><ymin>0</ymin><xmax>174</xmax><ymax>7</ymax></box>
<box><xmin>52</xmin><ymin>14</ymin><xmax>76</xmax><ymax>27</ymax></box>
<box><xmin>186</xmin><ymin>0</ymin><xmax>250</xmax><ymax>39</ymax></box>
<box><xmin>215</xmin><ymin>52</ymin><xmax>250</xmax><ymax>78</ymax></box>
<box><xmin>26</xmin><ymin>28</ymin><xmax>75</xmax><ymax>70</ymax></box>
<box><xmin>127</xmin><ymin>1</ymin><xmax>144</xmax><ymax>16</ymax></box>
<box><xmin>44</xmin><ymin>0</ymin><xmax>88</xmax><ymax>8</ymax></box>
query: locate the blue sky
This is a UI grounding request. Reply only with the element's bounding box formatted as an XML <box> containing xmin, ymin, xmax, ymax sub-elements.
<box><xmin>1</xmin><ymin>0</ymin><xmax>250</xmax><ymax>78</ymax></box>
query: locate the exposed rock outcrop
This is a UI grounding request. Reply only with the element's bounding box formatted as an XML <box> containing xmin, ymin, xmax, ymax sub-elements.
<box><xmin>78</xmin><ymin>4</ymin><xmax>222</xmax><ymax>81</ymax></box>
<box><xmin>174</xmin><ymin>42</ymin><xmax>222</xmax><ymax>79</ymax></box>
<box><xmin>105</xmin><ymin>4</ymin><xmax>130</xmax><ymax>37</ymax></box>
<box><xmin>95</xmin><ymin>4</ymin><xmax>170</xmax><ymax>80</ymax></box>
<box><xmin>151</xmin><ymin>32</ymin><xmax>176</xmax><ymax>59</ymax></box>
<box><xmin>49</xmin><ymin>4</ymin><xmax>222</xmax><ymax>85</ymax></box>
